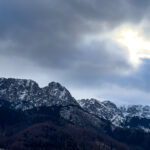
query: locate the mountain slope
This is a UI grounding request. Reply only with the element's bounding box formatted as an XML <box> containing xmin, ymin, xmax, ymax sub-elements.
<box><xmin>78</xmin><ymin>99</ymin><xmax>124</xmax><ymax>126</ymax></box>
<box><xmin>0</xmin><ymin>107</ymin><xmax>130</xmax><ymax>150</ymax></box>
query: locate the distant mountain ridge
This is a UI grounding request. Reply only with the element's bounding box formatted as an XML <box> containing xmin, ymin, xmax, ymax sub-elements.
<box><xmin>78</xmin><ymin>98</ymin><xmax>150</xmax><ymax>132</ymax></box>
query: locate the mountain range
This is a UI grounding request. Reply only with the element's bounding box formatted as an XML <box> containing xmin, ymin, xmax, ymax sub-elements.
<box><xmin>0</xmin><ymin>78</ymin><xmax>150</xmax><ymax>150</ymax></box>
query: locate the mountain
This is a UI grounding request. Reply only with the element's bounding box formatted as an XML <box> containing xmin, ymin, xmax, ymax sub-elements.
<box><xmin>78</xmin><ymin>99</ymin><xmax>150</xmax><ymax>132</ymax></box>
<box><xmin>0</xmin><ymin>78</ymin><xmax>78</xmax><ymax>110</ymax></box>
<box><xmin>0</xmin><ymin>78</ymin><xmax>150</xmax><ymax>150</ymax></box>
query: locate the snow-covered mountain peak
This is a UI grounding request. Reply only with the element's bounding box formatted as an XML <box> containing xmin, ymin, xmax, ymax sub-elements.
<box><xmin>0</xmin><ymin>78</ymin><xmax>78</xmax><ymax>110</ymax></box>
<box><xmin>0</xmin><ymin>78</ymin><xmax>38</xmax><ymax>87</ymax></box>
<box><xmin>47</xmin><ymin>82</ymin><xmax>76</xmax><ymax>102</ymax></box>
<box><xmin>48</xmin><ymin>82</ymin><xmax>64</xmax><ymax>90</ymax></box>
<box><xmin>0</xmin><ymin>78</ymin><xmax>39</xmax><ymax>102</ymax></box>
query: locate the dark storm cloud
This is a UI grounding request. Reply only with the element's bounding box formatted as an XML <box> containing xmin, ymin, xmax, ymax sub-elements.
<box><xmin>0</xmin><ymin>0</ymin><xmax>149</xmax><ymax>66</ymax></box>
<box><xmin>1</xmin><ymin>0</ymin><xmax>150</xmax><ymax>103</ymax></box>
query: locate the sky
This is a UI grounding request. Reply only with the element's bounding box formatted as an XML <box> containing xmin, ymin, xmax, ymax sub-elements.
<box><xmin>1</xmin><ymin>0</ymin><xmax>150</xmax><ymax>105</ymax></box>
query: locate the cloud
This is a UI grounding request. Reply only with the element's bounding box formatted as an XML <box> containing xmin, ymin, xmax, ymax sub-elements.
<box><xmin>0</xmin><ymin>0</ymin><xmax>134</xmax><ymax>69</ymax></box>
<box><xmin>0</xmin><ymin>0</ymin><xmax>150</xmax><ymax>104</ymax></box>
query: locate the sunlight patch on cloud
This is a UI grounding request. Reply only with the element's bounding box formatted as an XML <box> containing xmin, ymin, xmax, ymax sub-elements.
<box><xmin>114</xmin><ymin>26</ymin><xmax>150</xmax><ymax>66</ymax></box>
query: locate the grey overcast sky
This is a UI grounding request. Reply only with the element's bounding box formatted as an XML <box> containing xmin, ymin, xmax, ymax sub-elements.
<box><xmin>1</xmin><ymin>0</ymin><xmax>150</xmax><ymax>105</ymax></box>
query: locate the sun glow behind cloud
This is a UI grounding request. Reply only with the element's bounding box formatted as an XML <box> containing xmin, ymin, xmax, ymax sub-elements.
<box><xmin>115</xmin><ymin>28</ymin><xmax>150</xmax><ymax>66</ymax></box>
